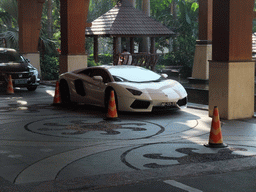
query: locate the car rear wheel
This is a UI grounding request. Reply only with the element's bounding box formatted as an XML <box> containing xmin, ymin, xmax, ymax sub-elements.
<box><xmin>59</xmin><ymin>80</ymin><xmax>71</xmax><ymax>104</ymax></box>
<box><xmin>27</xmin><ymin>86</ymin><xmax>37</xmax><ymax>91</ymax></box>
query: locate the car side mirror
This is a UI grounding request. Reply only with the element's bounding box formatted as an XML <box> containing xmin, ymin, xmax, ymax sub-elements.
<box><xmin>24</xmin><ymin>58</ymin><xmax>30</xmax><ymax>63</ymax></box>
<box><xmin>93</xmin><ymin>76</ymin><xmax>103</xmax><ymax>82</ymax></box>
<box><xmin>161</xmin><ymin>73</ymin><xmax>168</xmax><ymax>78</ymax></box>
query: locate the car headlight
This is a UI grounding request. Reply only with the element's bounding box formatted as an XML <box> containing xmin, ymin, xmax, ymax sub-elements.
<box><xmin>29</xmin><ymin>71</ymin><xmax>34</xmax><ymax>76</ymax></box>
<box><xmin>126</xmin><ymin>88</ymin><xmax>142</xmax><ymax>96</ymax></box>
<box><xmin>29</xmin><ymin>68</ymin><xmax>38</xmax><ymax>76</ymax></box>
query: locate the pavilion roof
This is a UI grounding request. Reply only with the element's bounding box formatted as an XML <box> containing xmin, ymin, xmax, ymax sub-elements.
<box><xmin>85</xmin><ymin>1</ymin><xmax>175</xmax><ymax>37</ymax></box>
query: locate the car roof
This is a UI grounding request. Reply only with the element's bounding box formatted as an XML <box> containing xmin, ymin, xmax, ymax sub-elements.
<box><xmin>98</xmin><ymin>65</ymin><xmax>143</xmax><ymax>70</ymax></box>
<box><xmin>72</xmin><ymin>65</ymin><xmax>145</xmax><ymax>74</ymax></box>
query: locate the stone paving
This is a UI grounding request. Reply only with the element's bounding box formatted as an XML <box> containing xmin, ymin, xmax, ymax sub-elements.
<box><xmin>0</xmin><ymin>85</ymin><xmax>256</xmax><ymax>191</ymax></box>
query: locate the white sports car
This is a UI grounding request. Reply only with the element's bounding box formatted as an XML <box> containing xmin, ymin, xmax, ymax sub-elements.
<box><xmin>58</xmin><ymin>65</ymin><xmax>187</xmax><ymax>112</ymax></box>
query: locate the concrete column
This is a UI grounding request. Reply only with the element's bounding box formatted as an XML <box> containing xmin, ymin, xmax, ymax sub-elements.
<box><xmin>59</xmin><ymin>0</ymin><xmax>89</xmax><ymax>74</ymax></box>
<box><xmin>124</xmin><ymin>0</ymin><xmax>135</xmax><ymax>53</ymax></box>
<box><xmin>18</xmin><ymin>0</ymin><xmax>45</xmax><ymax>76</ymax></box>
<box><xmin>117</xmin><ymin>37</ymin><xmax>122</xmax><ymax>53</ymax></box>
<box><xmin>130</xmin><ymin>37</ymin><xmax>135</xmax><ymax>54</ymax></box>
<box><xmin>94</xmin><ymin>36</ymin><xmax>99</xmax><ymax>63</ymax></box>
<box><xmin>142</xmin><ymin>0</ymin><xmax>150</xmax><ymax>53</ymax></box>
<box><xmin>191</xmin><ymin>0</ymin><xmax>212</xmax><ymax>81</ymax></box>
<box><xmin>150</xmin><ymin>37</ymin><xmax>155</xmax><ymax>54</ymax></box>
<box><xmin>209</xmin><ymin>0</ymin><xmax>255</xmax><ymax>120</ymax></box>
<box><xmin>113</xmin><ymin>37</ymin><xmax>119</xmax><ymax>65</ymax></box>
<box><xmin>192</xmin><ymin>43</ymin><xmax>212</xmax><ymax>80</ymax></box>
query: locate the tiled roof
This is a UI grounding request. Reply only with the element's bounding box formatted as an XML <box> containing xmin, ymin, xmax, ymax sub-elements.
<box><xmin>85</xmin><ymin>1</ymin><xmax>175</xmax><ymax>37</ymax></box>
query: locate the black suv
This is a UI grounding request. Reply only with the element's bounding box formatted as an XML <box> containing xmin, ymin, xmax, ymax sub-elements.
<box><xmin>0</xmin><ymin>48</ymin><xmax>40</xmax><ymax>91</ymax></box>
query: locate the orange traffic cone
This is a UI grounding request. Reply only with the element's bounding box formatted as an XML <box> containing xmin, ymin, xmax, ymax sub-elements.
<box><xmin>105</xmin><ymin>90</ymin><xmax>118</xmax><ymax>120</ymax></box>
<box><xmin>6</xmin><ymin>75</ymin><xmax>14</xmax><ymax>94</ymax></box>
<box><xmin>53</xmin><ymin>81</ymin><xmax>61</xmax><ymax>105</ymax></box>
<box><xmin>205</xmin><ymin>106</ymin><xmax>227</xmax><ymax>148</ymax></box>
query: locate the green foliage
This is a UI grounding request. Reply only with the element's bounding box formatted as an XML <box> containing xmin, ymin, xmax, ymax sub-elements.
<box><xmin>0</xmin><ymin>0</ymin><xmax>18</xmax><ymax>49</ymax></box>
<box><xmin>41</xmin><ymin>0</ymin><xmax>60</xmax><ymax>47</ymax></box>
<box><xmin>40</xmin><ymin>0</ymin><xmax>59</xmax><ymax>55</ymax></box>
<box><xmin>88</xmin><ymin>0</ymin><xmax>117</xmax><ymax>22</ymax></box>
<box><xmin>88</xmin><ymin>54</ymin><xmax>113</xmax><ymax>67</ymax></box>
<box><xmin>150</xmin><ymin>0</ymin><xmax>172</xmax><ymax>18</ymax></box>
<box><xmin>0</xmin><ymin>0</ymin><xmax>18</xmax><ymax>21</ymax></box>
<box><xmin>40</xmin><ymin>55</ymin><xmax>59</xmax><ymax>80</ymax></box>
<box><xmin>98</xmin><ymin>54</ymin><xmax>113</xmax><ymax>64</ymax></box>
<box><xmin>150</xmin><ymin>0</ymin><xmax>198</xmax><ymax>77</ymax></box>
<box><xmin>173</xmin><ymin>0</ymin><xmax>198</xmax><ymax>77</ymax></box>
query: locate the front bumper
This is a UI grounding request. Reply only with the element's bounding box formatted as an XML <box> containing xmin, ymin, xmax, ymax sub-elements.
<box><xmin>0</xmin><ymin>72</ymin><xmax>40</xmax><ymax>88</ymax></box>
<box><xmin>117</xmin><ymin>95</ymin><xmax>188</xmax><ymax>112</ymax></box>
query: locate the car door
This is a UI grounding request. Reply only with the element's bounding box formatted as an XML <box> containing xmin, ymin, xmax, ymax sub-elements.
<box><xmin>85</xmin><ymin>68</ymin><xmax>110</xmax><ymax>106</ymax></box>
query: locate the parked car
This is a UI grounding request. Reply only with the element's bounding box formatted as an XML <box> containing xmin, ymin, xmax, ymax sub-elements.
<box><xmin>58</xmin><ymin>65</ymin><xmax>187</xmax><ymax>112</ymax></box>
<box><xmin>0</xmin><ymin>48</ymin><xmax>40</xmax><ymax>91</ymax></box>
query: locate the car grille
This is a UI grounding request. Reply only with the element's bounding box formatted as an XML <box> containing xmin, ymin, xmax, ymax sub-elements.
<box><xmin>10</xmin><ymin>72</ymin><xmax>31</xmax><ymax>79</ymax></box>
<box><xmin>130</xmin><ymin>100</ymin><xmax>150</xmax><ymax>109</ymax></box>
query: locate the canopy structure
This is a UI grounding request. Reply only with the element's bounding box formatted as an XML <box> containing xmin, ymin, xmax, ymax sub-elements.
<box><xmin>85</xmin><ymin>1</ymin><xmax>174</xmax><ymax>37</ymax></box>
<box><xmin>85</xmin><ymin>1</ymin><xmax>175</xmax><ymax>65</ymax></box>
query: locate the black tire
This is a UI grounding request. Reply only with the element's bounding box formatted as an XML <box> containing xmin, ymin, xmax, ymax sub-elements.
<box><xmin>27</xmin><ymin>86</ymin><xmax>37</xmax><ymax>91</ymax></box>
<box><xmin>59</xmin><ymin>80</ymin><xmax>71</xmax><ymax>104</ymax></box>
<box><xmin>105</xmin><ymin>88</ymin><xmax>118</xmax><ymax>112</ymax></box>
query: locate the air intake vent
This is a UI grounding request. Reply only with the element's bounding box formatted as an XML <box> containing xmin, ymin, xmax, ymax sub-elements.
<box><xmin>177</xmin><ymin>97</ymin><xmax>187</xmax><ymax>107</ymax></box>
<box><xmin>130</xmin><ymin>100</ymin><xmax>150</xmax><ymax>109</ymax></box>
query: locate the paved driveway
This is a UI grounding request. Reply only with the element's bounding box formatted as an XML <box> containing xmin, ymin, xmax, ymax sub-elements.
<box><xmin>0</xmin><ymin>85</ymin><xmax>256</xmax><ymax>191</ymax></box>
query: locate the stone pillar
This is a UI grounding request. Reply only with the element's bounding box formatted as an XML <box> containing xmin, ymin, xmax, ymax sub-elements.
<box><xmin>113</xmin><ymin>37</ymin><xmax>118</xmax><ymax>65</ymax></box>
<box><xmin>117</xmin><ymin>37</ymin><xmax>122</xmax><ymax>53</ymax></box>
<box><xmin>94</xmin><ymin>36</ymin><xmax>99</xmax><ymax>63</ymax></box>
<box><xmin>150</xmin><ymin>37</ymin><xmax>155</xmax><ymax>54</ymax></box>
<box><xmin>130</xmin><ymin>37</ymin><xmax>135</xmax><ymax>54</ymax></box>
<box><xmin>191</xmin><ymin>0</ymin><xmax>212</xmax><ymax>81</ymax></box>
<box><xmin>128</xmin><ymin>0</ymin><xmax>135</xmax><ymax>54</ymax></box>
<box><xmin>18</xmin><ymin>0</ymin><xmax>45</xmax><ymax>77</ymax></box>
<box><xmin>209</xmin><ymin>0</ymin><xmax>255</xmax><ymax>120</ymax></box>
<box><xmin>142</xmin><ymin>0</ymin><xmax>150</xmax><ymax>53</ymax></box>
<box><xmin>59</xmin><ymin>0</ymin><xmax>89</xmax><ymax>74</ymax></box>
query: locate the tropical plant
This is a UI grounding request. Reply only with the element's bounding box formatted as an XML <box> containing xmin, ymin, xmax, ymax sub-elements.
<box><xmin>0</xmin><ymin>0</ymin><xmax>18</xmax><ymax>49</ymax></box>
<box><xmin>40</xmin><ymin>54</ymin><xmax>59</xmax><ymax>80</ymax></box>
<box><xmin>149</xmin><ymin>0</ymin><xmax>199</xmax><ymax>77</ymax></box>
<box><xmin>88</xmin><ymin>0</ymin><xmax>117</xmax><ymax>22</ymax></box>
<box><xmin>41</xmin><ymin>0</ymin><xmax>60</xmax><ymax>56</ymax></box>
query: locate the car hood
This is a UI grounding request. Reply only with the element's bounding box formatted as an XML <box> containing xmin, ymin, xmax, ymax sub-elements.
<box><xmin>0</xmin><ymin>62</ymin><xmax>29</xmax><ymax>72</ymax></box>
<box><xmin>116</xmin><ymin>79</ymin><xmax>187</xmax><ymax>98</ymax></box>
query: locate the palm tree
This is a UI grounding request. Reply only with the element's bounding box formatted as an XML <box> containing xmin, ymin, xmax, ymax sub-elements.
<box><xmin>0</xmin><ymin>0</ymin><xmax>18</xmax><ymax>49</ymax></box>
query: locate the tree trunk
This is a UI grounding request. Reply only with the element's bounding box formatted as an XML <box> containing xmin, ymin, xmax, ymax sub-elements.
<box><xmin>142</xmin><ymin>0</ymin><xmax>150</xmax><ymax>52</ymax></box>
<box><xmin>47</xmin><ymin>0</ymin><xmax>53</xmax><ymax>38</ymax></box>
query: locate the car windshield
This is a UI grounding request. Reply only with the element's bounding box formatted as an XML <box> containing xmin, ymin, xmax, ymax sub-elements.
<box><xmin>108</xmin><ymin>66</ymin><xmax>164</xmax><ymax>83</ymax></box>
<box><xmin>0</xmin><ymin>50</ymin><xmax>24</xmax><ymax>63</ymax></box>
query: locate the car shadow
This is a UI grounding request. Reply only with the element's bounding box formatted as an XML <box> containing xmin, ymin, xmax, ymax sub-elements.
<box><xmin>53</xmin><ymin>102</ymin><xmax>199</xmax><ymax>121</ymax></box>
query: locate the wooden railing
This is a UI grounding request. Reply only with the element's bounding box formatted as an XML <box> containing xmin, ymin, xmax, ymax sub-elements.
<box><xmin>114</xmin><ymin>53</ymin><xmax>160</xmax><ymax>71</ymax></box>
